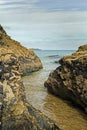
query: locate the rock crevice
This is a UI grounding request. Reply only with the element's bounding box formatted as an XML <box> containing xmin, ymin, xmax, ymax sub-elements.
<box><xmin>0</xmin><ymin>25</ymin><xmax>60</xmax><ymax>130</ymax></box>
<box><xmin>0</xmin><ymin>52</ymin><xmax>59</xmax><ymax>130</ymax></box>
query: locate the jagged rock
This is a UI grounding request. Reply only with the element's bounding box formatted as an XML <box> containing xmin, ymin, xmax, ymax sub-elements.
<box><xmin>77</xmin><ymin>44</ymin><xmax>87</xmax><ymax>51</ymax></box>
<box><xmin>0</xmin><ymin>82</ymin><xmax>3</xmax><ymax>129</ymax></box>
<box><xmin>44</xmin><ymin>44</ymin><xmax>87</xmax><ymax>113</ymax></box>
<box><xmin>0</xmin><ymin>52</ymin><xmax>60</xmax><ymax>130</ymax></box>
<box><xmin>0</xmin><ymin>25</ymin><xmax>42</xmax><ymax>75</ymax></box>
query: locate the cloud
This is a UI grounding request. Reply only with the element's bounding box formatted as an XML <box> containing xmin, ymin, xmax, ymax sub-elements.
<box><xmin>0</xmin><ymin>0</ymin><xmax>87</xmax><ymax>49</ymax></box>
<box><xmin>0</xmin><ymin>0</ymin><xmax>87</xmax><ymax>14</ymax></box>
<box><xmin>30</xmin><ymin>0</ymin><xmax>87</xmax><ymax>12</ymax></box>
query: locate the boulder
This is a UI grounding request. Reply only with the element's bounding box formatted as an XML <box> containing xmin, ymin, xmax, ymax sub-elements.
<box><xmin>0</xmin><ymin>51</ymin><xmax>60</xmax><ymax>130</ymax></box>
<box><xmin>44</xmin><ymin>44</ymin><xmax>87</xmax><ymax>112</ymax></box>
<box><xmin>0</xmin><ymin>25</ymin><xmax>42</xmax><ymax>76</ymax></box>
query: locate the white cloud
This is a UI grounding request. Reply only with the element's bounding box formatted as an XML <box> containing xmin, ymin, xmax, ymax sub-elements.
<box><xmin>0</xmin><ymin>0</ymin><xmax>87</xmax><ymax>49</ymax></box>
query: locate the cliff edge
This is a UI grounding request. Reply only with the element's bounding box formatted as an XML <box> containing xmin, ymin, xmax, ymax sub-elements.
<box><xmin>44</xmin><ymin>44</ymin><xmax>87</xmax><ymax>113</ymax></box>
<box><xmin>0</xmin><ymin>25</ymin><xmax>42</xmax><ymax>75</ymax></box>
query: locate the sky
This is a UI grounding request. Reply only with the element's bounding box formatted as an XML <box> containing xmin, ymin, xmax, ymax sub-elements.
<box><xmin>0</xmin><ymin>0</ymin><xmax>87</xmax><ymax>50</ymax></box>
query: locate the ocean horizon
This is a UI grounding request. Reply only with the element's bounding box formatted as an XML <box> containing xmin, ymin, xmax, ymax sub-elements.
<box><xmin>1</xmin><ymin>0</ymin><xmax>87</xmax><ymax>129</ymax></box>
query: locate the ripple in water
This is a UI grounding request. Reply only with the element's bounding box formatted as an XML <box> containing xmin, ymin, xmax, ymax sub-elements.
<box><xmin>23</xmin><ymin>50</ymin><xmax>87</xmax><ymax>130</ymax></box>
<box><xmin>23</xmin><ymin>70</ymin><xmax>87</xmax><ymax>130</ymax></box>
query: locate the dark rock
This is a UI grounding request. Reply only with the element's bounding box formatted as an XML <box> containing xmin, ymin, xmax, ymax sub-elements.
<box><xmin>0</xmin><ymin>52</ymin><xmax>60</xmax><ymax>130</ymax></box>
<box><xmin>54</xmin><ymin>60</ymin><xmax>59</xmax><ymax>64</ymax></box>
<box><xmin>77</xmin><ymin>44</ymin><xmax>87</xmax><ymax>51</ymax></box>
<box><xmin>44</xmin><ymin>44</ymin><xmax>87</xmax><ymax>113</ymax></box>
<box><xmin>48</xmin><ymin>55</ymin><xmax>60</xmax><ymax>58</ymax></box>
<box><xmin>0</xmin><ymin>25</ymin><xmax>43</xmax><ymax>76</ymax></box>
<box><xmin>0</xmin><ymin>25</ymin><xmax>7</xmax><ymax>34</ymax></box>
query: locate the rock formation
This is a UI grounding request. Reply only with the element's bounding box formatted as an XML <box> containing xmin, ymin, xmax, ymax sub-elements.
<box><xmin>0</xmin><ymin>25</ymin><xmax>42</xmax><ymax>75</ymax></box>
<box><xmin>0</xmin><ymin>50</ymin><xmax>59</xmax><ymax>130</ymax></box>
<box><xmin>44</xmin><ymin>44</ymin><xmax>87</xmax><ymax>112</ymax></box>
<box><xmin>0</xmin><ymin>25</ymin><xmax>60</xmax><ymax>129</ymax></box>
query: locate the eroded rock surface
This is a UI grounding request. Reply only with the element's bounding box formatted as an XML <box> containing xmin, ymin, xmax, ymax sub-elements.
<box><xmin>44</xmin><ymin>44</ymin><xmax>87</xmax><ymax>112</ymax></box>
<box><xmin>0</xmin><ymin>25</ymin><xmax>42</xmax><ymax>75</ymax></box>
<box><xmin>0</xmin><ymin>52</ymin><xmax>60</xmax><ymax>130</ymax></box>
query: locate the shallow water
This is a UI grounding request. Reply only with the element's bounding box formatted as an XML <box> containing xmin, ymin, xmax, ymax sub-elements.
<box><xmin>23</xmin><ymin>50</ymin><xmax>87</xmax><ymax>130</ymax></box>
<box><xmin>23</xmin><ymin>70</ymin><xmax>87</xmax><ymax>130</ymax></box>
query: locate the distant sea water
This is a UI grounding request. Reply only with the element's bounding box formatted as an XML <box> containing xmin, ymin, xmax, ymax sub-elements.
<box><xmin>23</xmin><ymin>50</ymin><xmax>87</xmax><ymax>130</ymax></box>
<box><xmin>34</xmin><ymin>50</ymin><xmax>75</xmax><ymax>71</ymax></box>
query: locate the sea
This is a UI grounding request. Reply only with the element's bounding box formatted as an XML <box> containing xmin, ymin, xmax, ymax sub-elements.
<box><xmin>23</xmin><ymin>50</ymin><xmax>87</xmax><ymax>130</ymax></box>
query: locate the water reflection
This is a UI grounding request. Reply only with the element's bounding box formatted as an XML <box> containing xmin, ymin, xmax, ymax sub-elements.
<box><xmin>23</xmin><ymin>70</ymin><xmax>87</xmax><ymax>130</ymax></box>
<box><xmin>43</xmin><ymin>93</ymin><xmax>87</xmax><ymax>130</ymax></box>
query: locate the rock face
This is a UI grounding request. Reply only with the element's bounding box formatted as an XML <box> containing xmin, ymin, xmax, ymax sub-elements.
<box><xmin>0</xmin><ymin>25</ymin><xmax>42</xmax><ymax>75</ymax></box>
<box><xmin>44</xmin><ymin>44</ymin><xmax>87</xmax><ymax>112</ymax></box>
<box><xmin>0</xmin><ymin>50</ymin><xmax>60</xmax><ymax>130</ymax></box>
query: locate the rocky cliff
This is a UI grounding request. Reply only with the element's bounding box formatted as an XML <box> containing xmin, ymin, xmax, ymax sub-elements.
<box><xmin>0</xmin><ymin>25</ymin><xmax>42</xmax><ymax>75</ymax></box>
<box><xmin>0</xmin><ymin>50</ymin><xmax>60</xmax><ymax>130</ymax></box>
<box><xmin>44</xmin><ymin>44</ymin><xmax>87</xmax><ymax>113</ymax></box>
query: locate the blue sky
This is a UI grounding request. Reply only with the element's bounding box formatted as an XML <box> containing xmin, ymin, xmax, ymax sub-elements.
<box><xmin>0</xmin><ymin>0</ymin><xmax>87</xmax><ymax>50</ymax></box>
